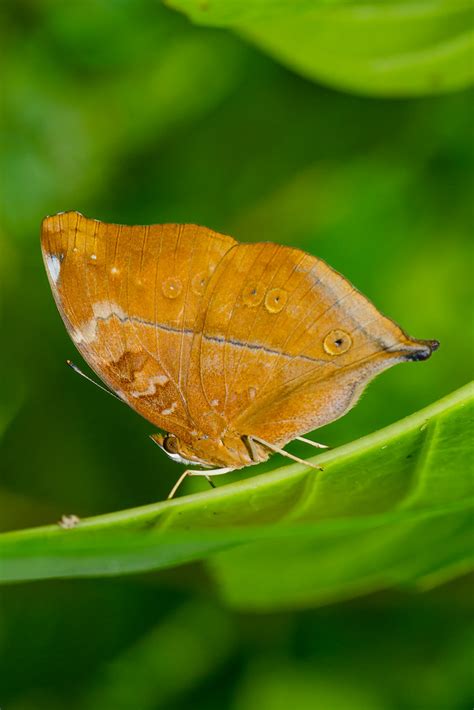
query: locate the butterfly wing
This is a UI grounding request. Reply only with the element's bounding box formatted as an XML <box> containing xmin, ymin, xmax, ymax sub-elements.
<box><xmin>41</xmin><ymin>211</ymin><xmax>236</xmax><ymax>440</ymax></box>
<box><xmin>187</xmin><ymin>241</ymin><xmax>435</xmax><ymax>448</ymax></box>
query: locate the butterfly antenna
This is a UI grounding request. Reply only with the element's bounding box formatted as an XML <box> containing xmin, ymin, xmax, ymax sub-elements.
<box><xmin>66</xmin><ymin>360</ymin><xmax>124</xmax><ymax>403</ymax></box>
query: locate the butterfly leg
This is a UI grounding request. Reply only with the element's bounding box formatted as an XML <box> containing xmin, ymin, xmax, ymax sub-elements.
<box><xmin>248</xmin><ymin>435</ymin><xmax>323</xmax><ymax>471</ymax></box>
<box><xmin>167</xmin><ymin>467</ymin><xmax>233</xmax><ymax>499</ymax></box>
<box><xmin>295</xmin><ymin>436</ymin><xmax>329</xmax><ymax>449</ymax></box>
<box><xmin>167</xmin><ymin>470</ymin><xmax>191</xmax><ymax>499</ymax></box>
<box><xmin>242</xmin><ymin>434</ymin><xmax>261</xmax><ymax>462</ymax></box>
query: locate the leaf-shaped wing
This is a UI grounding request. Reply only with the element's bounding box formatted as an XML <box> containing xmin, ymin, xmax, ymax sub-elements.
<box><xmin>188</xmin><ymin>241</ymin><xmax>433</xmax><ymax>447</ymax></box>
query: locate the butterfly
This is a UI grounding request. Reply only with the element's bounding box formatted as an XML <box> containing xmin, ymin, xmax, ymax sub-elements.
<box><xmin>41</xmin><ymin>211</ymin><xmax>438</xmax><ymax>496</ymax></box>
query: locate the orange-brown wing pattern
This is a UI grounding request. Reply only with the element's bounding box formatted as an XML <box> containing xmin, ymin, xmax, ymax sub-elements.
<box><xmin>41</xmin><ymin>211</ymin><xmax>236</xmax><ymax>441</ymax></box>
<box><xmin>187</xmin><ymin>241</ymin><xmax>433</xmax><ymax>447</ymax></box>
<box><xmin>42</xmin><ymin>213</ymin><xmax>436</xmax><ymax>457</ymax></box>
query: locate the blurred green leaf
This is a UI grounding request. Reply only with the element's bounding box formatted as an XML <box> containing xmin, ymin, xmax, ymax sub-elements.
<box><xmin>166</xmin><ymin>0</ymin><xmax>474</xmax><ymax>96</ymax></box>
<box><xmin>83</xmin><ymin>601</ymin><xmax>235</xmax><ymax>710</ymax></box>
<box><xmin>234</xmin><ymin>661</ymin><xmax>383</xmax><ymax>710</ymax></box>
<box><xmin>0</xmin><ymin>3</ymin><xmax>247</xmax><ymax>234</ymax></box>
<box><xmin>0</xmin><ymin>383</ymin><xmax>472</xmax><ymax>611</ymax></box>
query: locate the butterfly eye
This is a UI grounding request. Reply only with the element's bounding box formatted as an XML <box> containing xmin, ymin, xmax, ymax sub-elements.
<box><xmin>323</xmin><ymin>329</ymin><xmax>352</xmax><ymax>355</ymax></box>
<box><xmin>163</xmin><ymin>435</ymin><xmax>180</xmax><ymax>454</ymax></box>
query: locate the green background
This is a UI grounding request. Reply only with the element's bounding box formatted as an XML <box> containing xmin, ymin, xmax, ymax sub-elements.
<box><xmin>0</xmin><ymin>1</ymin><xmax>472</xmax><ymax>708</ymax></box>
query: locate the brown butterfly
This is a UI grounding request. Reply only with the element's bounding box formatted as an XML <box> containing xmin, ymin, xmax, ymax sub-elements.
<box><xmin>41</xmin><ymin>211</ymin><xmax>438</xmax><ymax>497</ymax></box>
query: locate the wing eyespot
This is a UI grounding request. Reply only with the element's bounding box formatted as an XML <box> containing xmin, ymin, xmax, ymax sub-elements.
<box><xmin>242</xmin><ymin>282</ymin><xmax>265</xmax><ymax>307</ymax></box>
<box><xmin>323</xmin><ymin>329</ymin><xmax>352</xmax><ymax>355</ymax></box>
<box><xmin>264</xmin><ymin>287</ymin><xmax>288</xmax><ymax>314</ymax></box>
<box><xmin>162</xmin><ymin>277</ymin><xmax>182</xmax><ymax>299</ymax></box>
<box><xmin>192</xmin><ymin>271</ymin><xmax>209</xmax><ymax>296</ymax></box>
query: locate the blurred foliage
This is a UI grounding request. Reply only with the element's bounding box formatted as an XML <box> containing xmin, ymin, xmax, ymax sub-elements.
<box><xmin>0</xmin><ymin>0</ymin><xmax>473</xmax><ymax>708</ymax></box>
<box><xmin>168</xmin><ymin>0</ymin><xmax>474</xmax><ymax>96</ymax></box>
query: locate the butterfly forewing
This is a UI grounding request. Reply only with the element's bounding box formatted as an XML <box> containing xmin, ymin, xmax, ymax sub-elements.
<box><xmin>41</xmin><ymin>212</ymin><xmax>236</xmax><ymax>440</ymax></box>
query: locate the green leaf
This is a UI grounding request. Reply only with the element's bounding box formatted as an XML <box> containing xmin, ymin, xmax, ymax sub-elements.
<box><xmin>165</xmin><ymin>0</ymin><xmax>474</xmax><ymax>96</ymax></box>
<box><xmin>0</xmin><ymin>383</ymin><xmax>472</xmax><ymax>611</ymax></box>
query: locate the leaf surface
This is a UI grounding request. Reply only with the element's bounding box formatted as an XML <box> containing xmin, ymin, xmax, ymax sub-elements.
<box><xmin>166</xmin><ymin>0</ymin><xmax>474</xmax><ymax>96</ymax></box>
<box><xmin>0</xmin><ymin>383</ymin><xmax>472</xmax><ymax>610</ymax></box>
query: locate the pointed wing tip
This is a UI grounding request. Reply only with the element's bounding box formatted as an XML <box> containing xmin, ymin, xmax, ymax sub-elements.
<box><xmin>403</xmin><ymin>338</ymin><xmax>440</xmax><ymax>362</ymax></box>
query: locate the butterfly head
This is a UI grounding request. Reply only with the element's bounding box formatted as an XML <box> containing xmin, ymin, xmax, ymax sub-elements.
<box><xmin>150</xmin><ymin>433</ymin><xmax>213</xmax><ymax>468</ymax></box>
<box><xmin>150</xmin><ymin>430</ymin><xmax>268</xmax><ymax>470</ymax></box>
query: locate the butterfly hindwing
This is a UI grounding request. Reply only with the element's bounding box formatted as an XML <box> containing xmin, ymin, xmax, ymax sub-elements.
<box><xmin>189</xmin><ymin>240</ymin><xmax>416</xmax><ymax>446</ymax></box>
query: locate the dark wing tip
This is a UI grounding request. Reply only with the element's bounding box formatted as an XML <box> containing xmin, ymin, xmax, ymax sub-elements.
<box><xmin>404</xmin><ymin>338</ymin><xmax>440</xmax><ymax>362</ymax></box>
